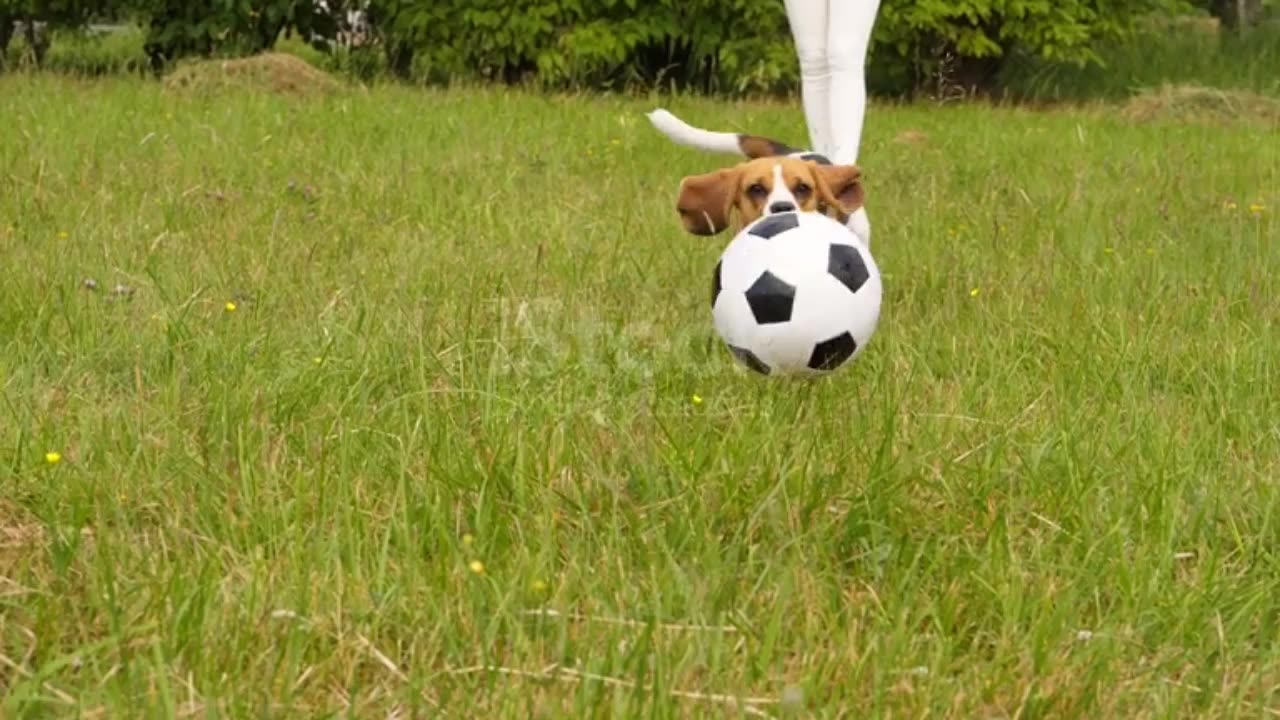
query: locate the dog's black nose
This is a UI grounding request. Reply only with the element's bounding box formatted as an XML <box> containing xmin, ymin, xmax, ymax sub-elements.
<box><xmin>768</xmin><ymin>201</ymin><xmax>796</xmax><ymax>214</ymax></box>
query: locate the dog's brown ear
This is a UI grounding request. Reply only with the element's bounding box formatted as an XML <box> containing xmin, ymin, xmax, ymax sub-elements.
<box><xmin>676</xmin><ymin>167</ymin><xmax>738</xmax><ymax>236</ymax></box>
<box><xmin>814</xmin><ymin>164</ymin><xmax>865</xmax><ymax>215</ymax></box>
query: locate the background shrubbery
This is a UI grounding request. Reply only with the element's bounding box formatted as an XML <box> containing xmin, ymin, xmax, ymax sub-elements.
<box><xmin>1</xmin><ymin>0</ymin><xmax>1278</xmax><ymax>99</ymax></box>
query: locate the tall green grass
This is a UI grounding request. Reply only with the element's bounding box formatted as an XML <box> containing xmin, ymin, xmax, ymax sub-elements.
<box><xmin>1001</xmin><ymin>19</ymin><xmax>1280</xmax><ymax>101</ymax></box>
<box><xmin>0</xmin><ymin>72</ymin><xmax>1278</xmax><ymax>717</ymax></box>
<box><xmin>1</xmin><ymin>26</ymin><xmax>150</xmax><ymax>76</ymax></box>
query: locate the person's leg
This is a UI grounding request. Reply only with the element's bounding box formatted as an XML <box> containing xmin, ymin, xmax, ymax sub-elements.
<box><xmin>824</xmin><ymin>0</ymin><xmax>879</xmax><ymax>244</ymax></box>
<box><xmin>782</xmin><ymin>0</ymin><xmax>832</xmax><ymax>156</ymax></box>
<box><xmin>826</xmin><ymin>0</ymin><xmax>880</xmax><ymax>166</ymax></box>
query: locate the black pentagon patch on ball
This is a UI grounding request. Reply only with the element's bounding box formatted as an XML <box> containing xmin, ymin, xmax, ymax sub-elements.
<box><xmin>827</xmin><ymin>243</ymin><xmax>870</xmax><ymax>295</ymax></box>
<box><xmin>748</xmin><ymin>212</ymin><xmax>799</xmax><ymax>240</ymax></box>
<box><xmin>807</xmin><ymin>331</ymin><xmax>858</xmax><ymax>371</ymax></box>
<box><xmin>728</xmin><ymin>345</ymin><xmax>771</xmax><ymax>375</ymax></box>
<box><xmin>711</xmin><ymin>259</ymin><xmax>722</xmax><ymax>308</ymax></box>
<box><xmin>797</xmin><ymin>152</ymin><xmax>833</xmax><ymax>166</ymax></box>
<box><xmin>744</xmin><ymin>270</ymin><xmax>795</xmax><ymax>324</ymax></box>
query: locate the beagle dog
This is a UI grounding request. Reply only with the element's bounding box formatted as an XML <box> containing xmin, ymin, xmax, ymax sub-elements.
<box><xmin>674</xmin><ymin>155</ymin><xmax>864</xmax><ymax>237</ymax></box>
<box><xmin>647</xmin><ymin>108</ymin><xmax>872</xmax><ymax>244</ymax></box>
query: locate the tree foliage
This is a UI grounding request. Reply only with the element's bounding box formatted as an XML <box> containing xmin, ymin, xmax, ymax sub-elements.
<box><xmin>130</xmin><ymin>0</ymin><xmax>339</xmax><ymax>71</ymax></box>
<box><xmin>2</xmin><ymin>0</ymin><xmax>1212</xmax><ymax>95</ymax></box>
<box><xmin>872</xmin><ymin>0</ymin><xmax>1196</xmax><ymax>93</ymax></box>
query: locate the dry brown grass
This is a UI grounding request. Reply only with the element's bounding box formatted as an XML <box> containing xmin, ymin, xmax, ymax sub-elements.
<box><xmin>162</xmin><ymin>52</ymin><xmax>344</xmax><ymax>96</ymax></box>
<box><xmin>0</xmin><ymin>499</ymin><xmax>41</xmax><ymax>551</ymax></box>
<box><xmin>0</xmin><ymin>499</ymin><xmax>44</xmax><ymax>588</ymax></box>
<box><xmin>1121</xmin><ymin>83</ymin><xmax>1280</xmax><ymax>125</ymax></box>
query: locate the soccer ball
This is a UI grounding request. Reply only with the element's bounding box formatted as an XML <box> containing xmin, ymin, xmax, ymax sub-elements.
<box><xmin>710</xmin><ymin>211</ymin><xmax>882</xmax><ymax>376</ymax></box>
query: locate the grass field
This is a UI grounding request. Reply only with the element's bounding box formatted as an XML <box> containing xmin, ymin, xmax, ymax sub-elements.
<box><xmin>1</xmin><ymin>73</ymin><xmax>1279</xmax><ymax>718</ymax></box>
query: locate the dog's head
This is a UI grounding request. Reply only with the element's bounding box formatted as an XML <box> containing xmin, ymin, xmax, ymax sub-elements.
<box><xmin>675</xmin><ymin>157</ymin><xmax>864</xmax><ymax>236</ymax></box>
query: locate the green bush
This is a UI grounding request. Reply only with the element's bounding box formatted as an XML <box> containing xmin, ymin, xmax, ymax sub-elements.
<box><xmin>871</xmin><ymin>0</ymin><xmax>1198</xmax><ymax>96</ymax></box>
<box><xmin>354</xmin><ymin>0</ymin><xmax>798</xmax><ymax>92</ymax></box>
<box><xmin>5</xmin><ymin>0</ymin><xmax>1243</xmax><ymax>100</ymax></box>
<box><xmin>130</xmin><ymin>0</ymin><xmax>341</xmax><ymax>72</ymax></box>
<box><xmin>355</xmin><ymin>0</ymin><xmax>1197</xmax><ymax>96</ymax></box>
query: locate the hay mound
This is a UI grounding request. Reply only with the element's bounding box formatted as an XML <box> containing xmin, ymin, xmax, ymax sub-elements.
<box><xmin>163</xmin><ymin>52</ymin><xmax>343</xmax><ymax>96</ymax></box>
<box><xmin>893</xmin><ymin>129</ymin><xmax>930</xmax><ymax>146</ymax></box>
<box><xmin>1121</xmin><ymin>84</ymin><xmax>1280</xmax><ymax>125</ymax></box>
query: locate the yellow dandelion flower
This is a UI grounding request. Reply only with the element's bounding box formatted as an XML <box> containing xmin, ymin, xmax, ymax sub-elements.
<box><xmin>224</xmin><ymin>301</ymin><xmax>237</xmax><ymax>312</ymax></box>
<box><xmin>45</xmin><ymin>451</ymin><xmax>62</xmax><ymax>465</ymax></box>
<box><xmin>57</xmin><ymin>231</ymin><xmax>69</xmax><ymax>240</ymax></box>
<box><xmin>1249</xmin><ymin>203</ymin><xmax>1265</xmax><ymax>214</ymax></box>
<box><xmin>462</xmin><ymin>533</ymin><xmax>475</xmax><ymax>547</ymax></box>
<box><xmin>530</xmin><ymin>579</ymin><xmax>548</xmax><ymax>593</ymax></box>
<box><xmin>313</xmin><ymin>356</ymin><xmax>324</xmax><ymax>365</ymax></box>
<box><xmin>969</xmin><ymin>288</ymin><xmax>980</xmax><ymax>298</ymax></box>
<box><xmin>691</xmin><ymin>394</ymin><xmax>703</xmax><ymax>405</ymax></box>
<box><xmin>468</xmin><ymin>560</ymin><xmax>485</xmax><ymax>575</ymax></box>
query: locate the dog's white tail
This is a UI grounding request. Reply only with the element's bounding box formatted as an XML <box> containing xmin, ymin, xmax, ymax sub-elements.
<box><xmin>645</xmin><ymin>108</ymin><xmax>745</xmax><ymax>156</ymax></box>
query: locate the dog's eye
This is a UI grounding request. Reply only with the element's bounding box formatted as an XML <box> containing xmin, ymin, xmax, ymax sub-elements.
<box><xmin>793</xmin><ymin>182</ymin><xmax>812</xmax><ymax>197</ymax></box>
<box><xmin>747</xmin><ymin>183</ymin><xmax>768</xmax><ymax>198</ymax></box>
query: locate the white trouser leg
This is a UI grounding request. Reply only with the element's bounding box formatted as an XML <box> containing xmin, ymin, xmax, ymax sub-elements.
<box><xmin>826</xmin><ymin>0</ymin><xmax>880</xmax><ymax>167</ymax></box>
<box><xmin>826</xmin><ymin>0</ymin><xmax>879</xmax><ymax>245</ymax></box>
<box><xmin>783</xmin><ymin>0</ymin><xmax>832</xmax><ymax>157</ymax></box>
